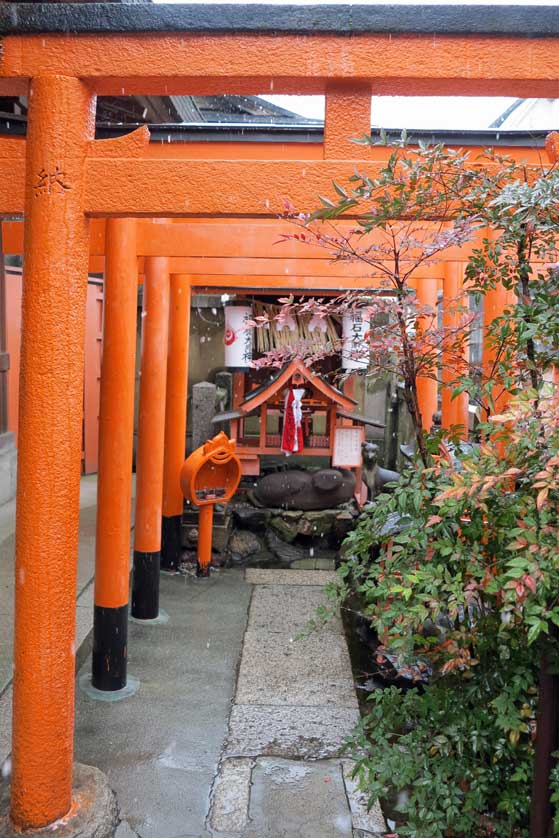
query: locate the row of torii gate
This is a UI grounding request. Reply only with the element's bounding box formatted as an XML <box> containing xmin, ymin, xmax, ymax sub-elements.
<box><xmin>0</xmin><ymin>3</ymin><xmax>558</xmax><ymax>833</ymax></box>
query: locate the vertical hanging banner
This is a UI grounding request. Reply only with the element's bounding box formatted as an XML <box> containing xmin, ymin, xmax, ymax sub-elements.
<box><xmin>224</xmin><ymin>302</ymin><xmax>253</xmax><ymax>369</ymax></box>
<box><xmin>342</xmin><ymin>308</ymin><xmax>369</xmax><ymax>370</ymax></box>
<box><xmin>281</xmin><ymin>388</ymin><xmax>305</xmax><ymax>454</ymax></box>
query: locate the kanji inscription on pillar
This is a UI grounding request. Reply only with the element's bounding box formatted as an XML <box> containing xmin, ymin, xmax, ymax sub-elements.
<box><xmin>33</xmin><ymin>167</ymin><xmax>71</xmax><ymax>197</ymax></box>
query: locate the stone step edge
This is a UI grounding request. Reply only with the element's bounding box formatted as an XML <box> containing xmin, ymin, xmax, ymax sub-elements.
<box><xmin>245</xmin><ymin>568</ymin><xmax>338</xmax><ymax>586</ymax></box>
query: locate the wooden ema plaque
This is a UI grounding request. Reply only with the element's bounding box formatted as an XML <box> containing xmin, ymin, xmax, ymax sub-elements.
<box><xmin>332</xmin><ymin>426</ymin><xmax>365</xmax><ymax>468</ymax></box>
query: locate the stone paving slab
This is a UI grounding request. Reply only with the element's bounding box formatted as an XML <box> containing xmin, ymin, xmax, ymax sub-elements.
<box><xmin>246</xmin><ymin>758</ymin><xmax>353</xmax><ymax>838</ymax></box>
<box><xmin>235</xmin><ymin>630</ymin><xmax>359</xmax><ymax>708</ymax></box>
<box><xmin>225</xmin><ymin>704</ymin><xmax>360</xmax><ymax>760</ymax></box>
<box><xmin>209</xmin><ymin>757</ymin><xmax>254</xmax><ymax>833</ymax></box>
<box><xmin>245</xmin><ymin>568</ymin><xmax>337</xmax><ymax>587</ymax></box>
<box><xmin>210</xmin><ymin>757</ymin><xmax>386</xmax><ymax>838</ymax></box>
<box><xmin>211</xmin><ymin>567</ymin><xmax>386</xmax><ymax>836</ymax></box>
<box><xmin>342</xmin><ymin>760</ymin><xmax>387</xmax><ymax>834</ymax></box>
<box><xmin>113</xmin><ymin>822</ymin><xmax>138</xmax><ymax>838</ymax></box>
<box><xmin>247</xmin><ymin>584</ymin><xmax>342</xmax><ymax>635</ymax></box>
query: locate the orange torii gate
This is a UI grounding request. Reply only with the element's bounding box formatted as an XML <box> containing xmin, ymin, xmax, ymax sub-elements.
<box><xmin>0</xmin><ymin>3</ymin><xmax>556</xmax><ymax>833</ymax></box>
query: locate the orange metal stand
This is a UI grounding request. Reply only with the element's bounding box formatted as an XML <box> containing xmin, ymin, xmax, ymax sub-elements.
<box><xmin>180</xmin><ymin>432</ymin><xmax>241</xmax><ymax>576</ymax></box>
<box><xmin>197</xmin><ymin>505</ymin><xmax>214</xmax><ymax>574</ymax></box>
<box><xmin>11</xmin><ymin>75</ymin><xmax>95</xmax><ymax>831</ymax></box>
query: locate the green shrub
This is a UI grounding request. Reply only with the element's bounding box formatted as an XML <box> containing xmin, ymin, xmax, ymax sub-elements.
<box><xmin>349</xmin><ymin>666</ymin><xmax>537</xmax><ymax>836</ymax></box>
<box><xmin>329</xmin><ymin>394</ymin><xmax>559</xmax><ymax>835</ymax></box>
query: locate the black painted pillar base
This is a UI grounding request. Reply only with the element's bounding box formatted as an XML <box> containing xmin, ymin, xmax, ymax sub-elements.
<box><xmin>91</xmin><ymin>604</ymin><xmax>128</xmax><ymax>691</ymax></box>
<box><xmin>132</xmin><ymin>550</ymin><xmax>161</xmax><ymax>619</ymax></box>
<box><xmin>196</xmin><ymin>561</ymin><xmax>210</xmax><ymax>578</ymax></box>
<box><xmin>161</xmin><ymin>514</ymin><xmax>182</xmax><ymax>571</ymax></box>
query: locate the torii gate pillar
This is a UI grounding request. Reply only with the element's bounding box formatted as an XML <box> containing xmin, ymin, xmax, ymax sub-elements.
<box><xmin>161</xmin><ymin>274</ymin><xmax>190</xmax><ymax>570</ymax></box>
<box><xmin>11</xmin><ymin>75</ymin><xmax>95</xmax><ymax>830</ymax></box>
<box><xmin>484</xmin><ymin>282</ymin><xmax>516</xmax><ymax>418</ymax></box>
<box><xmin>441</xmin><ymin>262</ymin><xmax>469</xmax><ymax>435</ymax></box>
<box><xmin>416</xmin><ymin>276</ymin><xmax>439</xmax><ymax>431</ymax></box>
<box><xmin>132</xmin><ymin>255</ymin><xmax>170</xmax><ymax>617</ymax></box>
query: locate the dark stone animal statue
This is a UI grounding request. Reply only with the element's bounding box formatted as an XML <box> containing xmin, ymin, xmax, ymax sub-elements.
<box><xmin>252</xmin><ymin>468</ymin><xmax>356</xmax><ymax>511</ymax></box>
<box><xmin>361</xmin><ymin>441</ymin><xmax>400</xmax><ymax>500</ymax></box>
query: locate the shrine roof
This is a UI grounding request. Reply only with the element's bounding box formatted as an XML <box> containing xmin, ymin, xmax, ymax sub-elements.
<box><xmin>0</xmin><ymin>4</ymin><xmax>558</xmax><ymax>37</ymax></box>
<box><xmin>240</xmin><ymin>359</ymin><xmax>357</xmax><ymax>414</ymax></box>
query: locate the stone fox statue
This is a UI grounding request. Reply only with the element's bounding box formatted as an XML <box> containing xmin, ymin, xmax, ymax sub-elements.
<box><xmin>361</xmin><ymin>441</ymin><xmax>400</xmax><ymax>500</ymax></box>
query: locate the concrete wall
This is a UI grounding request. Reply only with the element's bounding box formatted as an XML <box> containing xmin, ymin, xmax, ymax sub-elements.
<box><xmin>0</xmin><ymin>432</ymin><xmax>16</xmax><ymax>505</ymax></box>
<box><xmin>186</xmin><ymin>295</ymin><xmax>225</xmax><ymax>446</ymax></box>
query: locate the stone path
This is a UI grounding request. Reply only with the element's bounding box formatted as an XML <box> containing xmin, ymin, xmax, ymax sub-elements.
<box><xmin>76</xmin><ymin>569</ymin><xmax>252</xmax><ymax>838</ymax></box>
<box><xmin>1</xmin><ymin>540</ymin><xmax>386</xmax><ymax>836</ymax></box>
<box><xmin>209</xmin><ymin>569</ymin><xmax>386</xmax><ymax>837</ymax></box>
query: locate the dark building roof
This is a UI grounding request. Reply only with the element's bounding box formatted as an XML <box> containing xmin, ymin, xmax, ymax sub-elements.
<box><xmin>0</xmin><ymin>91</ymin><xmax>550</xmax><ymax>147</ymax></box>
<box><xmin>161</xmin><ymin>95</ymin><xmax>321</xmax><ymax>126</ymax></box>
<box><xmin>0</xmin><ymin>92</ymin><xmax>322</xmax><ymax>139</ymax></box>
<box><xmin>0</xmin><ymin>102</ymin><xmax>550</xmax><ymax>147</ymax></box>
<box><xmin>1</xmin><ymin>3</ymin><xmax>559</xmax><ymax>37</ymax></box>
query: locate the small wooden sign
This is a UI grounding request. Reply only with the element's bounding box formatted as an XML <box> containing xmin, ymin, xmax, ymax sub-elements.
<box><xmin>332</xmin><ymin>426</ymin><xmax>365</xmax><ymax>468</ymax></box>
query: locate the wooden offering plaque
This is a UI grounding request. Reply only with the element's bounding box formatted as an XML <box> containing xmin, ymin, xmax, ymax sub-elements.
<box><xmin>332</xmin><ymin>426</ymin><xmax>365</xmax><ymax>468</ymax></box>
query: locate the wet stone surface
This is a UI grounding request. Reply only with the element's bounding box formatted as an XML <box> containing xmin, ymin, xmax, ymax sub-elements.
<box><xmin>73</xmin><ymin>570</ymin><xmax>252</xmax><ymax>838</ymax></box>
<box><xmin>228</xmin><ymin>529</ymin><xmax>263</xmax><ymax>562</ymax></box>
<box><xmin>236</xmin><ymin>630</ymin><xmax>359</xmax><ymax>708</ymax></box>
<box><xmin>226</xmin><ymin>499</ymin><xmax>357</xmax><ymax>569</ymax></box>
<box><xmin>245</xmin><ymin>568</ymin><xmax>337</xmax><ymax>586</ymax></box>
<box><xmin>210</xmin><ymin>757</ymin><xmax>386</xmax><ymax>837</ymax></box>
<box><xmin>342</xmin><ymin>760</ymin><xmax>387</xmax><ymax>834</ymax></box>
<box><xmin>269</xmin><ymin>515</ymin><xmax>299</xmax><ymax>543</ymax></box>
<box><xmin>289</xmin><ymin>557</ymin><xmax>336</xmax><ymax>571</ymax></box>
<box><xmin>113</xmin><ymin>821</ymin><xmax>139</xmax><ymax>838</ymax></box>
<box><xmin>208</xmin><ymin>568</ymin><xmax>386</xmax><ymax>836</ymax></box>
<box><xmin>232</xmin><ymin>505</ymin><xmax>271</xmax><ymax>532</ymax></box>
<box><xmin>0</xmin><ymin>763</ymin><xmax>117</xmax><ymax>838</ymax></box>
<box><xmin>265</xmin><ymin>529</ymin><xmax>337</xmax><ymax>565</ymax></box>
<box><xmin>209</xmin><ymin>757</ymin><xmax>254</xmax><ymax>833</ymax></box>
<box><xmin>225</xmin><ymin>705</ymin><xmax>360</xmax><ymax>760</ymax></box>
<box><xmin>247</xmin><ymin>584</ymin><xmax>342</xmax><ymax>635</ymax></box>
<box><xmin>240</xmin><ymin>758</ymin><xmax>353</xmax><ymax>838</ymax></box>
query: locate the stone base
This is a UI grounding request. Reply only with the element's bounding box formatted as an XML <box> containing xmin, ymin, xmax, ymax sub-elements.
<box><xmin>0</xmin><ymin>433</ymin><xmax>16</xmax><ymax>506</ymax></box>
<box><xmin>0</xmin><ymin>763</ymin><xmax>117</xmax><ymax>837</ymax></box>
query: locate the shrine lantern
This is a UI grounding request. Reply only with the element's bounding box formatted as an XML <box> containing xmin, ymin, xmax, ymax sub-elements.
<box><xmin>224</xmin><ymin>301</ymin><xmax>253</xmax><ymax>369</ymax></box>
<box><xmin>342</xmin><ymin>309</ymin><xmax>369</xmax><ymax>370</ymax></box>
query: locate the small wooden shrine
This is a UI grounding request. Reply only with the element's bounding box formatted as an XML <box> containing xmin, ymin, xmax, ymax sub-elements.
<box><xmin>213</xmin><ymin>358</ymin><xmax>368</xmax><ymax>501</ymax></box>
